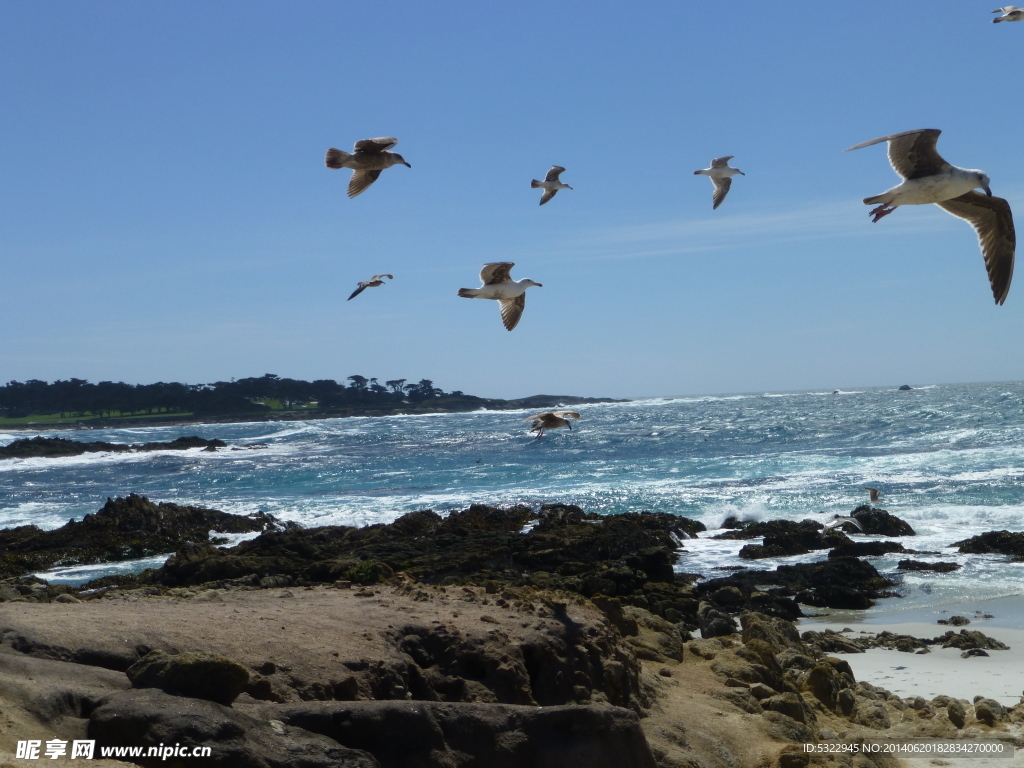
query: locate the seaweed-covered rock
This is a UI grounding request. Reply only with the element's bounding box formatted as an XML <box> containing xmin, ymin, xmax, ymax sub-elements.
<box><xmin>897</xmin><ymin>559</ymin><xmax>960</xmax><ymax>572</ymax></box>
<box><xmin>139</xmin><ymin>505</ymin><xmax>708</xmax><ymax>630</ymax></box>
<box><xmin>0</xmin><ymin>494</ymin><xmax>274</xmax><ymax>579</ymax></box>
<box><xmin>954</xmin><ymin>530</ymin><xmax>1024</xmax><ymax>559</ymax></box>
<box><xmin>828</xmin><ymin>541</ymin><xmax>906</xmax><ymax>558</ymax></box>
<box><xmin>0</xmin><ymin>435</ymin><xmax>226</xmax><ymax>460</ymax></box>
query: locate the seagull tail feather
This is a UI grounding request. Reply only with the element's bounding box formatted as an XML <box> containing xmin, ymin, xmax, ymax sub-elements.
<box><xmin>325</xmin><ymin>148</ymin><xmax>351</xmax><ymax>169</ymax></box>
<box><xmin>530</xmin><ymin>179</ymin><xmax>542</xmax><ymax>188</ymax></box>
<box><xmin>863</xmin><ymin>194</ymin><xmax>887</xmax><ymax>205</ymax></box>
<box><xmin>458</xmin><ymin>288</ymin><xmax>481</xmax><ymax>298</ymax></box>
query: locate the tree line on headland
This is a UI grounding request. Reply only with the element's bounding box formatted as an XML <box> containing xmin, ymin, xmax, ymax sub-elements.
<box><xmin>0</xmin><ymin>374</ymin><xmax>459</xmax><ymax>419</ymax></box>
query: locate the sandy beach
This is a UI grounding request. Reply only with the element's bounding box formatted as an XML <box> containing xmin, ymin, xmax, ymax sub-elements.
<box><xmin>802</xmin><ymin>596</ymin><xmax>1024</xmax><ymax>706</ymax></box>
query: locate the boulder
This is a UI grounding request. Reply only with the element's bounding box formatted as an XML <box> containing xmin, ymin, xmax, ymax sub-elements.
<box><xmin>849</xmin><ymin>505</ymin><xmax>916</xmax><ymax>536</ymax></box>
<box><xmin>89</xmin><ymin>688</ymin><xmax>377</xmax><ymax>768</ymax></box>
<box><xmin>947</xmin><ymin>698</ymin><xmax>966</xmax><ymax>728</ymax></box>
<box><xmin>126</xmin><ymin>650</ymin><xmax>250</xmax><ymax>706</ymax></box>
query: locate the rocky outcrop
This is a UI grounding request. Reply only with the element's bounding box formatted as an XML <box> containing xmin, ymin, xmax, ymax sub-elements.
<box><xmin>0</xmin><ymin>435</ymin><xmax>226</xmax><ymax>460</ymax></box>
<box><xmin>715</xmin><ymin>520</ymin><xmax>852</xmax><ymax>560</ymax></box>
<box><xmin>0</xmin><ymin>494</ymin><xmax>275</xmax><ymax>579</ymax></box>
<box><xmin>849</xmin><ymin>505</ymin><xmax>916</xmax><ymax>536</ymax></box>
<box><xmin>89</xmin><ymin>688</ymin><xmax>378</xmax><ymax>768</ymax></box>
<box><xmin>698</xmin><ymin>556</ymin><xmax>896</xmax><ymax>611</ymax></box>
<box><xmin>954</xmin><ymin>530</ymin><xmax>1024</xmax><ymax>559</ymax></box>
<box><xmin>271</xmin><ymin>700</ymin><xmax>658</xmax><ymax>768</ymax></box>
<box><xmin>126</xmin><ymin>650</ymin><xmax>250</xmax><ymax>705</ymax></box>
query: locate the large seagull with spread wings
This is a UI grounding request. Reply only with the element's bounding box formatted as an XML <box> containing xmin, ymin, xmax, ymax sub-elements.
<box><xmin>457</xmin><ymin>262</ymin><xmax>542</xmax><ymax>331</ymax></box>
<box><xmin>325</xmin><ymin>137</ymin><xmax>411</xmax><ymax>199</ymax></box>
<box><xmin>844</xmin><ymin>129</ymin><xmax>1016</xmax><ymax>305</ymax></box>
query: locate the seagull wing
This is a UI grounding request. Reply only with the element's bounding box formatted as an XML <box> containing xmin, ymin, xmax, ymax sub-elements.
<box><xmin>354</xmin><ymin>137</ymin><xmax>398</xmax><ymax>153</ymax></box>
<box><xmin>844</xmin><ymin>129</ymin><xmax>948</xmax><ymax>180</ymax></box>
<box><xmin>523</xmin><ymin>412</ymin><xmax>555</xmax><ymax>422</ymax></box>
<box><xmin>552</xmin><ymin>411</ymin><xmax>581</xmax><ymax>419</ymax></box>
<box><xmin>544</xmin><ymin>166</ymin><xmax>566</xmax><ymax>182</ymax></box>
<box><xmin>480</xmin><ymin>262</ymin><xmax>515</xmax><ymax>285</ymax></box>
<box><xmin>936</xmin><ymin>191</ymin><xmax>1016</xmax><ymax>305</ymax></box>
<box><xmin>539</xmin><ymin>189</ymin><xmax>558</xmax><ymax>205</ymax></box>
<box><xmin>348</xmin><ymin>283</ymin><xmax>368</xmax><ymax>301</ymax></box>
<box><xmin>370</xmin><ymin>274</ymin><xmax>393</xmax><ymax>282</ymax></box>
<box><xmin>499</xmin><ymin>293</ymin><xmax>525</xmax><ymax>331</ymax></box>
<box><xmin>712</xmin><ymin>177</ymin><xmax>732</xmax><ymax>210</ymax></box>
<box><xmin>710</xmin><ymin>156</ymin><xmax>735</xmax><ymax>167</ymax></box>
<box><xmin>348</xmin><ymin>169</ymin><xmax>382</xmax><ymax>198</ymax></box>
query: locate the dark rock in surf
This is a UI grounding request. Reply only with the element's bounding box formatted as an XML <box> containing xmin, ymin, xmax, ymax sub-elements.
<box><xmin>849</xmin><ymin>506</ymin><xmax>916</xmax><ymax>536</ymax></box>
<box><xmin>896</xmin><ymin>560</ymin><xmax>960</xmax><ymax>573</ymax></box>
<box><xmin>954</xmin><ymin>530</ymin><xmax>1024</xmax><ymax>559</ymax></box>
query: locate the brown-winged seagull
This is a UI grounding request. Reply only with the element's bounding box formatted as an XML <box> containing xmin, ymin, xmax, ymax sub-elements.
<box><xmin>457</xmin><ymin>262</ymin><xmax>542</xmax><ymax>331</ymax></box>
<box><xmin>348</xmin><ymin>274</ymin><xmax>393</xmax><ymax>301</ymax></box>
<box><xmin>523</xmin><ymin>410</ymin><xmax>580</xmax><ymax>438</ymax></box>
<box><xmin>531</xmin><ymin>166</ymin><xmax>572</xmax><ymax>205</ymax></box>
<box><xmin>994</xmin><ymin>5</ymin><xmax>1024</xmax><ymax>21</ymax></box>
<box><xmin>325</xmin><ymin>137</ymin><xmax>411</xmax><ymax>199</ymax></box>
<box><xmin>693</xmin><ymin>156</ymin><xmax>744</xmax><ymax>210</ymax></box>
<box><xmin>844</xmin><ymin>129</ymin><xmax>1016</xmax><ymax>304</ymax></box>
<box><xmin>864</xmin><ymin>487</ymin><xmax>882</xmax><ymax>503</ymax></box>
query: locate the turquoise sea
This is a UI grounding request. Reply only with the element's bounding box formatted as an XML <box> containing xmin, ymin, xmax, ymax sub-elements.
<box><xmin>3</xmin><ymin>381</ymin><xmax>1024</xmax><ymax>617</ymax></box>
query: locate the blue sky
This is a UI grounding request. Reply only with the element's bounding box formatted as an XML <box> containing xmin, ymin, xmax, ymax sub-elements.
<box><xmin>2</xmin><ymin>1</ymin><xmax>1022</xmax><ymax>399</ymax></box>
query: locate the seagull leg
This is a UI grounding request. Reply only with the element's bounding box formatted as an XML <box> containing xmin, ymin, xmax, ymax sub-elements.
<box><xmin>535</xmin><ymin>428</ymin><xmax>544</xmax><ymax>439</ymax></box>
<box><xmin>868</xmin><ymin>204</ymin><xmax>895</xmax><ymax>223</ymax></box>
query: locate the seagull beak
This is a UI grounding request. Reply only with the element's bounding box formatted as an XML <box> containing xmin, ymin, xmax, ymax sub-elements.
<box><xmin>536</xmin><ymin>283</ymin><xmax>543</xmax><ymax>287</ymax></box>
<box><xmin>984</xmin><ymin>185</ymin><xmax>993</xmax><ymax>197</ymax></box>
<box><xmin>738</xmin><ymin>171</ymin><xmax>746</xmax><ymax>175</ymax></box>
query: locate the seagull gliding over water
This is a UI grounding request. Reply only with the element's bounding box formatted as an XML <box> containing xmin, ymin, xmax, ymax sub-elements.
<box><xmin>524</xmin><ymin>411</ymin><xmax>580</xmax><ymax>438</ymax></box>
<box><xmin>844</xmin><ymin>129</ymin><xmax>1016</xmax><ymax>305</ymax></box>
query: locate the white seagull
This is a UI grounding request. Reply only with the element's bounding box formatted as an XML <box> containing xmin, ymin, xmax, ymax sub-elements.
<box><xmin>523</xmin><ymin>410</ymin><xmax>580</xmax><ymax>438</ymax></box>
<box><xmin>693</xmin><ymin>156</ymin><xmax>745</xmax><ymax>210</ymax></box>
<box><xmin>824</xmin><ymin>515</ymin><xmax>865</xmax><ymax>533</ymax></box>
<box><xmin>457</xmin><ymin>262</ymin><xmax>543</xmax><ymax>331</ymax></box>
<box><xmin>325</xmin><ymin>137</ymin><xmax>411</xmax><ymax>198</ymax></box>
<box><xmin>531</xmin><ymin>166</ymin><xmax>573</xmax><ymax>205</ymax></box>
<box><xmin>348</xmin><ymin>274</ymin><xmax>393</xmax><ymax>301</ymax></box>
<box><xmin>994</xmin><ymin>5</ymin><xmax>1024</xmax><ymax>21</ymax></box>
<box><xmin>845</xmin><ymin>129</ymin><xmax>1016</xmax><ymax>305</ymax></box>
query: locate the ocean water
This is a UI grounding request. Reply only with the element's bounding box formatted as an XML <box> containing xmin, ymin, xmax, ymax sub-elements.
<box><xmin>3</xmin><ymin>381</ymin><xmax>1024</xmax><ymax>617</ymax></box>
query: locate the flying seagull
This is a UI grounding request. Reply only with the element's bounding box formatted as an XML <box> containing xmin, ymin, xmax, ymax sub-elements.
<box><xmin>523</xmin><ymin>410</ymin><xmax>580</xmax><ymax>438</ymax></box>
<box><xmin>694</xmin><ymin>156</ymin><xmax>745</xmax><ymax>210</ymax></box>
<box><xmin>864</xmin><ymin>487</ymin><xmax>882</xmax><ymax>504</ymax></box>
<box><xmin>844</xmin><ymin>129</ymin><xmax>1016</xmax><ymax>305</ymax></box>
<box><xmin>824</xmin><ymin>514</ymin><xmax>865</xmax><ymax>533</ymax></box>
<box><xmin>457</xmin><ymin>262</ymin><xmax>542</xmax><ymax>331</ymax></box>
<box><xmin>994</xmin><ymin>5</ymin><xmax>1024</xmax><ymax>21</ymax></box>
<box><xmin>531</xmin><ymin>166</ymin><xmax>573</xmax><ymax>205</ymax></box>
<box><xmin>325</xmin><ymin>137</ymin><xmax>411</xmax><ymax>199</ymax></box>
<box><xmin>348</xmin><ymin>274</ymin><xmax>393</xmax><ymax>301</ymax></box>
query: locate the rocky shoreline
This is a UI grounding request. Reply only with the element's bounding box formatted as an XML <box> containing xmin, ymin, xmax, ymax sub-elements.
<box><xmin>1</xmin><ymin>499</ymin><xmax>1022</xmax><ymax>767</ymax></box>
<box><xmin>0</xmin><ymin>395</ymin><xmax>626</xmax><ymax>433</ymax></box>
